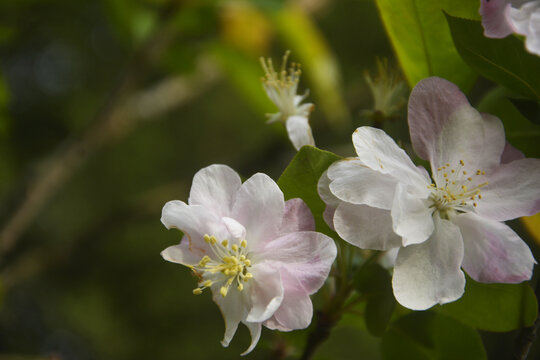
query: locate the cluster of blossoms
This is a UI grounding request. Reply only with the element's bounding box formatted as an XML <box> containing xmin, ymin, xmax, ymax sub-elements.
<box><xmin>159</xmin><ymin>4</ymin><xmax>540</xmax><ymax>352</ymax></box>
<box><xmin>319</xmin><ymin>77</ymin><xmax>540</xmax><ymax>310</ymax></box>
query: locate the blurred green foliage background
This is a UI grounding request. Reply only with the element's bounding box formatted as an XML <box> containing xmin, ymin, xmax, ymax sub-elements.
<box><xmin>0</xmin><ymin>0</ymin><xmax>538</xmax><ymax>359</ymax></box>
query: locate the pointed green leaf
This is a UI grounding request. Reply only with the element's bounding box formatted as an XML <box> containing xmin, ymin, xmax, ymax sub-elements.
<box><xmin>435</xmin><ymin>276</ymin><xmax>537</xmax><ymax>332</ymax></box>
<box><xmin>277</xmin><ymin>146</ymin><xmax>341</xmax><ymax>236</ymax></box>
<box><xmin>375</xmin><ymin>0</ymin><xmax>477</xmax><ymax>90</ymax></box>
<box><xmin>354</xmin><ymin>262</ymin><xmax>396</xmax><ymax>337</ymax></box>
<box><xmin>382</xmin><ymin>312</ymin><xmax>487</xmax><ymax>360</ymax></box>
<box><xmin>447</xmin><ymin>14</ymin><xmax>540</xmax><ymax>101</ymax></box>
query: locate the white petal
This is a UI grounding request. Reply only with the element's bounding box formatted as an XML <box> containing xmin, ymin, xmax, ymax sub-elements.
<box><xmin>246</xmin><ymin>264</ymin><xmax>284</xmax><ymax>323</ymax></box>
<box><xmin>408</xmin><ymin>77</ymin><xmax>471</xmax><ymax>162</ymax></box>
<box><xmin>475</xmin><ymin>158</ymin><xmax>540</xmax><ymax>221</ymax></box>
<box><xmin>480</xmin><ymin>112</ymin><xmax>507</xmax><ymax>168</ymax></box>
<box><xmin>160</xmin><ymin>201</ymin><xmax>227</xmax><ymax>248</ymax></box>
<box><xmin>391</xmin><ymin>183</ymin><xmax>435</xmax><ymax>247</ymax></box>
<box><xmin>257</xmin><ymin>231</ymin><xmax>337</xmax><ymax>294</ymax></box>
<box><xmin>279</xmin><ymin>198</ymin><xmax>315</xmax><ymax>236</ymax></box>
<box><xmin>232</xmin><ymin>173</ymin><xmax>285</xmax><ymax>249</ymax></box>
<box><xmin>432</xmin><ymin>105</ymin><xmax>501</xmax><ymax>175</ymax></box>
<box><xmin>317</xmin><ymin>170</ymin><xmax>340</xmax><ymax>208</ymax></box>
<box><xmin>213</xmin><ymin>284</ymin><xmax>250</xmax><ymax>348</ymax></box>
<box><xmin>240</xmin><ymin>322</ymin><xmax>262</xmax><ymax>356</ymax></box>
<box><xmin>333</xmin><ymin>203</ymin><xmax>401</xmax><ymax>251</ymax></box>
<box><xmin>352</xmin><ymin>127</ymin><xmax>430</xmax><ymax>194</ymax></box>
<box><xmin>271</xmin><ymin>268</ymin><xmax>313</xmax><ymax>331</ymax></box>
<box><xmin>392</xmin><ymin>215</ymin><xmax>465</xmax><ymax>310</ymax></box>
<box><xmin>508</xmin><ymin>1</ymin><xmax>540</xmax><ymax>36</ymax></box>
<box><xmin>222</xmin><ymin>216</ymin><xmax>246</xmax><ymax>240</ymax></box>
<box><xmin>188</xmin><ymin>164</ymin><xmax>242</xmax><ymax>218</ymax></box>
<box><xmin>327</xmin><ymin>159</ymin><xmax>399</xmax><ymax>210</ymax></box>
<box><xmin>501</xmin><ymin>141</ymin><xmax>525</xmax><ymax>164</ymax></box>
<box><xmin>160</xmin><ymin>240</ymin><xmax>202</xmax><ymax>266</ymax></box>
<box><xmin>285</xmin><ymin>115</ymin><xmax>315</xmax><ymax>151</ymax></box>
<box><xmin>453</xmin><ymin>212</ymin><xmax>535</xmax><ymax>283</ymax></box>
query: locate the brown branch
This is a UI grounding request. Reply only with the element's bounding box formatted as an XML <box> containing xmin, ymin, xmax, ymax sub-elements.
<box><xmin>0</xmin><ymin>0</ymin><xmax>219</xmax><ymax>259</ymax></box>
<box><xmin>513</xmin><ymin>280</ymin><xmax>540</xmax><ymax>360</ymax></box>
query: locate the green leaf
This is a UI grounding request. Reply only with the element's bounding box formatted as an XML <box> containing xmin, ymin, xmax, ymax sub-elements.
<box><xmin>353</xmin><ymin>262</ymin><xmax>396</xmax><ymax>337</ymax></box>
<box><xmin>277</xmin><ymin>146</ymin><xmax>341</xmax><ymax>236</ymax></box>
<box><xmin>447</xmin><ymin>14</ymin><xmax>540</xmax><ymax>101</ymax></box>
<box><xmin>435</xmin><ymin>277</ymin><xmax>537</xmax><ymax>332</ymax></box>
<box><xmin>508</xmin><ymin>98</ymin><xmax>540</xmax><ymax>125</ymax></box>
<box><xmin>374</xmin><ymin>0</ymin><xmax>477</xmax><ymax>90</ymax></box>
<box><xmin>382</xmin><ymin>312</ymin><xmax>487</xmax><ymax>360</ymax></box>
<box><xmin>477</xmin><ymin>86</ymin><xmax>540</xmax><ymax>158</ymax></box>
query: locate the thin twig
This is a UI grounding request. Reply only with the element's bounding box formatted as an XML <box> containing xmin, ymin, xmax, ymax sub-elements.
<box><xmin>513</xmin><ymin>280</ymin><xmax>540</xmax><ymax>360</ymax></box>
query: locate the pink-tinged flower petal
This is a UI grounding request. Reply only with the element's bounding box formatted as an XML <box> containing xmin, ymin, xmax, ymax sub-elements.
<box><xmin>232</xmin><ymin>173</ymin><xmax>285</xmax><ymax>248</ymax></box>
<box><xmin>213</xmin><ymin>285</ymin><xmax>250</xmax><ymax>348</ymax></box>
<box><xmin>322</xmin><ymin>206</ymin><xmax>336</xmax><ymax>231</ymax></box>
<box><xmin>317</xmin><ymin>170</ymin><xmax>338</xmax><ymax>229</ymax></box>
<box><xmin>258</xmin><ymin>231</ymin><xmax>337</xmax><ymax>294</ymax></box>
<box><xmin>188</xmin><ymin>164</ymin><xmax>242</xmax><ymax>218</ymax></box>
<box><xmin>352</xmin><ymin>127</ymin><xmax>430</xmax><ymax>194</ymax></box>
<box><xmin>391</xmin><ymin>183</ymin><xmax>435</xmax><ymax>247</ymax></box>
<box><xmin>453</xmin><ymin>212</ymin><xmax>535</xmax><ymax>283</ymax></box>
<box><xmin>161</xmin><ymin>201</ymin><xmax>227</xmax><ymax>250</ymax></box>
<box><xmin>392</xmin><ymin>215</ymin><xmax>465</xmax><ymax>310</ymax></box>
<box><xmin>475</xmin><ymin>158</ymin><xmax>540</xmax><ymax>220</ymax></box>
<box><xmin>480</xmin><ymin>0</ymin><xmax>515</xmax><ymax>38</ymax></box>
<box><xmin>501</xmin><ymin>141</ymin><xmax>525</xmax><ymax>163</ymax></box>
<box><xmin>286</xmin><ymin>115</ymin><xmax>315</xmax><ymax>150</ymax></box>
<box><xmin>265</xmin><ymin>267</ymin><xmax>313</xmax><ymax>331</ymax></box>
<box><xmin>334</xmin><ymin>203</ymin><xmax>401</xmax><ymax>251</ymax></box>
<box><xmin>222</xmin><ymin>217</ymin><xmax>246</xmax><ymax>240</ymax></box>
<box><xmin>246</xmin><ymin>264</ymin><xmax>284</xmax><ymax>323</ymax></box>
<box><xmin>431</xmin><ymin>104</ymin><xmax>503</xmax><ymax>174</ymax></box>
<box><xmin>279</xmin><ymin>198</ymin><xmax>315</xmax><ymax>236</ymax></box>
<box><xmin>318</xmin><ymin>170</ymin><xmax>340</xmax><ymax>208</ymax></box>
<box><xmin>161</xmin><ymin>240</ymin><xmax>202</xmax><ymax>267</ymax></box>
<box><xmin>240</xmin><ymin>322</ymin><xmax>262</xmax><ymax>356</ymax></box>
<box><xmin>408</xmin><ymin>77</ymin><xmax>469</xmax><ymax>161</ymax></box>
<box><xmin>327</xmin><ymin>159</ymin><xmax>400</xmax><ymax>210</ymax></box>
<box><xmin>480</xmin><ymin>112</ymin><xmax>507</xmax><ymax>167</ymax></box>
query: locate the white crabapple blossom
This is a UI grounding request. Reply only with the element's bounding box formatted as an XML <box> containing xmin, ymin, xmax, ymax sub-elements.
<box><xmin>318</xmin><ymin>77</ymin><xmax>540</xmax><ymax>311</ymax></box>
<box><xmin>260</xmin><ymin>51</ymin><xmax>316</xmax><ymax>151</ymax></box>
<box><xmin>161</xmin><ymin>164</ymin><xmax>336</xmax><ymax>355</ymax></box>
<box><xmin>480</xmin><ymin>0</ymin><xmax>540</xmax><ymax>56</ymax></box>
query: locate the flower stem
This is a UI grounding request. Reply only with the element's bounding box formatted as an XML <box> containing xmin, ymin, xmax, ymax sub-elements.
<box><xmin>300</xmin><ymin>241</ymin><xmax>354</xmax><ymax>360</ymax></box>
<box><xmin>513</xmin><ymin>280</ymin><xmax>540</xmax><ymax>360</ymax></box>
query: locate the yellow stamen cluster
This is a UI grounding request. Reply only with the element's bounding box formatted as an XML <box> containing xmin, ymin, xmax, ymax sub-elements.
<box><xmin>260</xmin><ymin>51</ymin><xmax>310</xmax><ymax>121</ymax></box>
<box><xmin>191</xmin><ymin>234</ymin><xmax>252</xmax><ymax>297</ymax></box>
<box><xmin>429</xmin><ymin>160</ymin><xmax>488</xmax><ymax>213</ymax></box>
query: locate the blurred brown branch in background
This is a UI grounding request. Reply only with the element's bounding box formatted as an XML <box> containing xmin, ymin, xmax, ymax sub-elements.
<box><xmin>0</xmin><ymin>0</ymin><xmax>220</xmax><ymax>261</ymax></box>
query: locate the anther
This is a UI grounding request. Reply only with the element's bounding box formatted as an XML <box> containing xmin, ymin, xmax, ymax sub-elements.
<box><xmin>193</xmin><ymin>288</ymin><xmax>203</xmax><ymax>295</ymax></box>
<box><xmin>221</xmin><ymin>239</ymin><xmax>228</xmax><ymax>247</ymax></box>
<box><xmin>241</xmin><ymin>240</ymin><xmax>247</xmax><ymax>248</ymax></box>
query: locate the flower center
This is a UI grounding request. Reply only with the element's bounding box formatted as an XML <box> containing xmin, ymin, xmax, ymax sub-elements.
<box><xmin>191</xmin><ymin>234</ymin><xmax>253</xmax><ymax>297</ymax></box>
<box><xmin>260</xmin><ymin>51</ymin><xmax>303</xmax><ymax>120</ymax></box>
<box><xmin>428</xmin><ymin>160</ymin><xmax>488</xmax><ymax>217</ymax></box>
